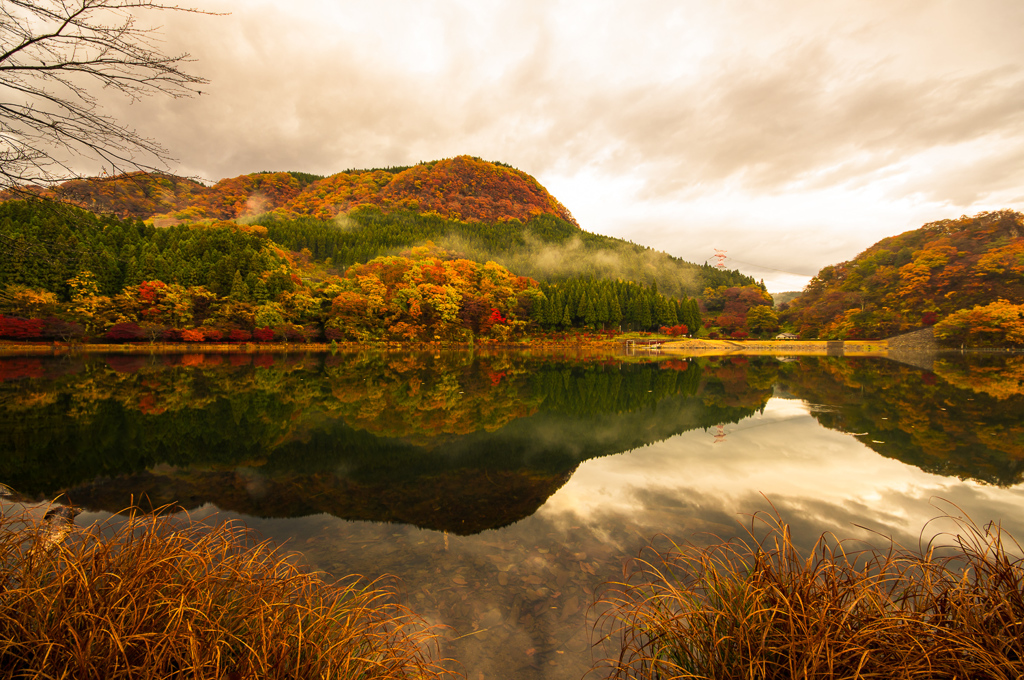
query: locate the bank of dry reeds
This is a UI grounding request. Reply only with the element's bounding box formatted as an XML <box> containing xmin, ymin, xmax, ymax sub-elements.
<box><xmin>0</xmin><ymin>508</ymin><xmax>448</xmax><ymax>679</ymax></box>
<box><xmin>597</xmin><ymin>509</ymin><xmax>1024</xmax><ymax>679</ymax></box>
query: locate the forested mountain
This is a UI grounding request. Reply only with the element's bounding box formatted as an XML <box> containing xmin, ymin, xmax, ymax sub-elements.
<box><xmin>3</xmin><ymin>156</ymin><xmax>755</xmax><ymax>298</ymax></box>
<box><xmin>0</xmin><ymin>200</ymin><xmax>702</xmax><ymax>342</ymax></box>
<box><xmin>782</xmin><ymin>210</ymin><xmax>1024</xmax><ymax>341</ymax></box>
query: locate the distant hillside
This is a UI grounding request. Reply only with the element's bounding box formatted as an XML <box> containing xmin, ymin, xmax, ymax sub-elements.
<box><xmin>3</xmin><ymin>156</ymin><xmax>755</xmax><ymax>297</ymax></box>
<box><xmin>772</xmin><ymin>291</ymin><xmax>802</xmax><ymax>308</ymax></box>
<box><xmin>782</xmin><ymin>210</ymin><xmax>1024</xmax><ymax>339</ymax></box>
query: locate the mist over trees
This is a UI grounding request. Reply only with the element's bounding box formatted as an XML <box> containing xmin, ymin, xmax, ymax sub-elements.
<box><xmin>257</xmin><ymin>209</ymin><xmax>752</xmax><ymax>300</ymax></box>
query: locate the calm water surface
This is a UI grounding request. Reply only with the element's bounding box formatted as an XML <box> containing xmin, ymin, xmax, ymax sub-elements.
<box><xmin>2</xmin><ymin>350</ymin><xmax>1023</xmax><ymax>679</ymax></box>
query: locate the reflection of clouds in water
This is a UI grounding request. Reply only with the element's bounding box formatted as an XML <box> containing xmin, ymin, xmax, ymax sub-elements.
<box><xmin>539</xmin><ymin>397</ymin><xmax>1024</xmax><ymax>552</ymax></box>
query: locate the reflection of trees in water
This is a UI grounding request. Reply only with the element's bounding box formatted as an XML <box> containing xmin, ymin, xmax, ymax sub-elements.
<box><xmin>778</xmin><ymin>357</ymin><xmax>1024</xmax><ymax>486</ymax></box>
<box><xmin>933</xmin><ymin>354</ymin><xmax>1024</xmax><ymax>401</ymax></box>
<box><xmin>0</xmin><ymin>352</ymin><xmax>773</xmax><ymax>530</ymax></box>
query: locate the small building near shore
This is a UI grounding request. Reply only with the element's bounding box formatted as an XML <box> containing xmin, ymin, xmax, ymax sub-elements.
<box><xmin>775</xmin><ymin>332</ymin><xmax>799</xmax><ymax>340</ymax></box>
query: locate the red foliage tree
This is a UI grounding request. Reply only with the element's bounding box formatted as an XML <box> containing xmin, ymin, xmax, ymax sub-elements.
<box><xmin>104</xmin><ymin>322</ymin><xmax>146</xmax><ymax>343</ymax></box>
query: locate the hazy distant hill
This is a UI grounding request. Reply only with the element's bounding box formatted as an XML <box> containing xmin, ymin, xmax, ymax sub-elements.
<box><xmin>6</xmin><ymin>156</ymin><xmax>755</xmax><ymax>297</ymax></box>
<box><xmin>782</xmin><ymin>210</ymin><xmax>1024</xmax><ymax>339</ymax></box>
<box><xmin>771</xmin><ymin>291</ymin><xmax>802</xmax><ymax>307</ymax></box>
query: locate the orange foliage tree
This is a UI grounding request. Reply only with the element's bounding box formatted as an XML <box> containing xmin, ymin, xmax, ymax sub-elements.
<box><xmin>324</xmin><ymin>249</ymin><xmax>540</xmax><ymax>341</ymax></box>
<box><xmin>934</xmin><ymin>299</ymin><xmax>1024</xmax><ymax>348</ymax></box>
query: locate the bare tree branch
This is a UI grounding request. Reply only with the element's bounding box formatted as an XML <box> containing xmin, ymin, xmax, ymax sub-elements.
<box><xmin>0</xmin><ymin>0</ymin><xmax>219</xmax><ymax>192</ymax></box>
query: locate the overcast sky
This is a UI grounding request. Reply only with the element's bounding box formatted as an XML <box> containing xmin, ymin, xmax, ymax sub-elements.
<box><xmin>109</xmin><ymin>0</ymin><xmax>1024</xmax><ymax>291</ymax></box>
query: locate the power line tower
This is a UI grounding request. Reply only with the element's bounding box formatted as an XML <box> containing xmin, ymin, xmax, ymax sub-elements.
<box><xmin>713</xmin><ymin>249</ymin><xmax>728</xmax><ymax>269</ymax></box>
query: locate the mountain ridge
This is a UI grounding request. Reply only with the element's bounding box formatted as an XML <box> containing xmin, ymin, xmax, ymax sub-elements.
<box><xmin>14</xmin><ymin>156</ymin><xmax>579</xmax><ymax>228</ymax></box>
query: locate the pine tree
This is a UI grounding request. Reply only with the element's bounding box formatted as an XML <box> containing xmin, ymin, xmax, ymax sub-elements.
<box><xmin>654</xmin><ymin>294</ymin><xmax>675</xmax><ymax>327</ymax></box>
<box><xmin>229</xmin><ymin>270</ymin><xmax>251</xmax><ymax>301</ymax></box>
<box><xmin>252</xmin><ymin>278</ymin><xmax>269</xmax><ymax>303</ymax></box>
<box><xmin>583</xmin><ymin>295</ymin><xmax>597</xmax><ymax>329</ymax></box>
<box><xmin>609</xmin><ymin>294</ymin><xmax>623</xmax><ymax>329</ymax></box>
<box><xmin>530</xmin><ymin>292</ymin><xmax>547</xmax><ymax>325</ymax></box>
<box><xmin>595</xmin><ymin>289</ymin><xmax>610</xmax><ymax>328</ymax></box>
<box><xmin>685</xmin><ymin>299</ymin><xmax>702</xmax><ymax>333</ymax></box>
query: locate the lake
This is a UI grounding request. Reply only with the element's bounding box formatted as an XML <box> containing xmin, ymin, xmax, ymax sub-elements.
<box><xmin>2</xmin><ymin>349</ymin><xmax>1023</xmax><ymax>679</ymax></box>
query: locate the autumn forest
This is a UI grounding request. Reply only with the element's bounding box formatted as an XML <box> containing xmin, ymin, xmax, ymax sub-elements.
<box><xmin>1</xmin><ymin>156</ymin><xmax>1022</xmax><ymax>346</ymax></box>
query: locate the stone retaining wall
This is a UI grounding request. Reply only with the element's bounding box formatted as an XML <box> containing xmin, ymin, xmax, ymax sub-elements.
<box><xmin>886</xmin><ymin>327</ymin><xmax>938</xmax><ymax>352</ymax></box>
<box><xmin>886</xmin><ymin>327</ymin><xmax>937</xmax><ymax>372</ymax></box>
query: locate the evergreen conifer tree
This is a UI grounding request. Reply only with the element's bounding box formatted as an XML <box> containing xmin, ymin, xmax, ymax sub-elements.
<box><xmin>583</xmin><ymin>295</ymin><xmax>597</xmax><ymax>328</ymax></box>
<box><xmin>609</xmin><ymin>294</ymin><xmax>623</xmax><ymax>329</ymax></box>
<box><xmin>252</xmin><ymin>278</ymin><xmax>269</xmax><ymax>303</ymax></box>
<box><xmin>229</xmin><ymin>270</ymin><xmax>251</xmax><ymax>301</ymax></box>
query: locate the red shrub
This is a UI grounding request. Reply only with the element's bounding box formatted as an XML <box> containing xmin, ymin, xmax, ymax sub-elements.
<box><xmin>0</xmin><ymin>316</ymin><xmax>46</xmax><ymax>340</ymax></box>
<box><xmin>104</xmin><ymin>322</ymin><xmax>146</xmax><ymax>343</ymax></box>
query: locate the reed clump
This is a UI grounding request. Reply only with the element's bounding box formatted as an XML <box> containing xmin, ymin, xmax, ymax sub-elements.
<box><xmin>0</xmin><ymin>508</ymin><xmax>447</xmax><ymax>679</ymax></box>
<box><xmin>597</xmin><ymin>510</ymin><xmax>1024</xmax><ymax>679</ymax></box>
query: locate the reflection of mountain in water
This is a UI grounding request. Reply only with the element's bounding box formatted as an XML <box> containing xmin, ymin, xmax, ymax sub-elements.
<box><xmin>0</xmin><ymin>352</ymin><xmax>773</xmax><ymax>533</ymax></box>
<box><xmin>778</xmin><ymin>356</ymin><xmax>1024</xmax><ymax>486</ymax></box>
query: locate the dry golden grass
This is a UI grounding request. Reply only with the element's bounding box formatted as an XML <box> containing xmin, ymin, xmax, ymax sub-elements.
<box><xmin>0</xmin><ymin>507</ymin><xmax>450</xmax><ymax>679</ymax></box>
<box><xmin>596</xmin><ymin>508</ymin><xmax>1024</xmax><ymax>679</ymax></box>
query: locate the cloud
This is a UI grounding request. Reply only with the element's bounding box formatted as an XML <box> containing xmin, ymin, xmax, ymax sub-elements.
<box><xmin>102</xmin><ymin>3</ymin><xmax>1024</xmax><ymax>192</ymax></box>
<box><xmin>114</xmin><ymin>2</ymin><xmax>1021</xmax><ymax>191</ymax></box>
<box><xmin>538</xmin><ymin>46</ymin><xmax>1024</xmax><ymax>205</ymax></box>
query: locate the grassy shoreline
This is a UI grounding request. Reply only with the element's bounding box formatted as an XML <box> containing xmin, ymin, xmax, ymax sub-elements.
<box><xmin>598</xmin><ymin>510</ymin><xmax>1024</xmax><ymax>680</ymax></box>
<box><xmin>0</xmin><ymin>507</ymin><xmax>447</xmax><ymax>679</ymax></box>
